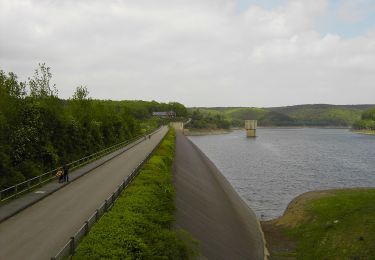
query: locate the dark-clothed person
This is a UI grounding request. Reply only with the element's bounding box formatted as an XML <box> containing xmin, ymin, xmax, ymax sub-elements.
<box><xmin>63</xmin><ymin>164</ymin><xmax>69</xmax><ymax>182</ymax></box>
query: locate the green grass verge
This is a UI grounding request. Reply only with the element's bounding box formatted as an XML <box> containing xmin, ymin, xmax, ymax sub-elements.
<box><xmin>282</xmin><ymin>189</ymin><xmax>375</xmax><ymax>259</ymax></box>
<box><xmin>74</xmin><ymin>129</ymin><xmax>199</xmax><ymax>259</ymax></box>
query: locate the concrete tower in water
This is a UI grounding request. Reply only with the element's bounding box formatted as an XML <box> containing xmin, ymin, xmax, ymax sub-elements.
<box><xmin>245</xmin><ymin>120</ymin><xmax>257</xmax><ymax>137</ymax></box>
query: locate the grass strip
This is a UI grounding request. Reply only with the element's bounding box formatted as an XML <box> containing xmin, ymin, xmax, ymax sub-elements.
<box><xmin>276</xmin><ymin>189</ymin><xmax>375</xmax><ymax>259</ymax></box>
<box><xmin>74</xmin><ymin>129</ymin><xmax>198</xmax><ymax>259</ymax></box>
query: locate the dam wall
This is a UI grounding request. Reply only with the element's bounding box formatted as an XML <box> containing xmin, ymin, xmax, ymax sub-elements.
<box><xmin>173</xmin><ymin>133</ymin><xmax>267</xmax><ymax>259</ymax></box>
<box><xmin>170</xmin><ymin>122</ymin><xmax>184</xmax><ymax>131</ymax></box>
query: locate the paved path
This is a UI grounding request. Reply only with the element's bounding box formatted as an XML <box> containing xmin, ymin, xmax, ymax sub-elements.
<box><xmin>0</xmin><ymin>130</ymin><xmax>160</xmax><ymax>223</ymax></box>
<box><xmin>173</xmin><ymin>133</ymin><xmax>265</xmax><ymax>260</ymax></box>
<box><xmin>0</xmin><ymin>126</ymin><xmax>168</xmax><ymax>260</ymax></box>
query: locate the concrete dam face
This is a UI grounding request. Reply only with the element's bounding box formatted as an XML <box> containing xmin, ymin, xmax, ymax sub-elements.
<box><xmin>170</xmin><ymin>122</ymin><xmax>184</xmax><ymax>131</ymax></box>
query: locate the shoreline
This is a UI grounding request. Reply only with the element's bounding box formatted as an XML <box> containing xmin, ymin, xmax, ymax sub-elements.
<box><xmin>258</xmin><ymin>126</ymin><xmax>350</xmax><ymax>129</ymax></box>
<box><xmin>264</xmin><ymin>187</ymin><xmax>375</xmax><ymax>224</ymax></box>
<box><xmin>185</xmin><ymin>127</ymin><xmax>355</xmax><ymax>135</ymax></box>
<box><xmin>183</xmin><ymin>128</ymin><xmax>231</xmax><ymax>136</ymax></box>
<box><xmin>352</xmin><ymin>130</ymin><xmax>375</xmax><ymax>135</ymax></box>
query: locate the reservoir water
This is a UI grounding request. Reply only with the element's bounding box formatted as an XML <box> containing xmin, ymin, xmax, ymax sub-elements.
<box><xmin>188</xmin><ymin>129</ymin><xmax>375</xmax><ymax>220</ymax></box>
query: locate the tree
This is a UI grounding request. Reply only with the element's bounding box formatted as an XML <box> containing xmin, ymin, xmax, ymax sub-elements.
<box><xmin>28</xmin><ymin>63</ymin><xmax>58</xmax><ymax>98</ymax></box>
<box><xmin>0</xmin><ymin>70</ymin><xmax>26</xmax><ymax>98</ymax></box>
<box><xmin>72</xmin><ymin>85</ymin><xmax>90</xmax><ymax>101</ymax></box>
<box><xmin>168</xmin><ymin>102</ymin><xmax>187</xmax><ymax>117</ymax></box>
<box><xmin>362</xmin><ymin>108</ymin><xmax>375</xmax><ymax>121</ymax></box>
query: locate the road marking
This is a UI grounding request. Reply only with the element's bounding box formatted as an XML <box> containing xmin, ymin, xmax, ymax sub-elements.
<box><xmin>34</xmin><ymin>191</ymin><xmax>46</xmax><ymax>194</ymax></box>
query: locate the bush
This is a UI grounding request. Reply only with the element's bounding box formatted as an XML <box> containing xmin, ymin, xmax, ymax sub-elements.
<box><xmin>74</xmin><ymin>129</ymin><xmax>199</xmax><ymax>259</ymax></box>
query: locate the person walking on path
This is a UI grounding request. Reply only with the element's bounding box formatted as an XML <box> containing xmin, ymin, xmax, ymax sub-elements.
<box><xmin>63</xmin><ymin>164</ymin><xmax>70</xmax><ymax>182</ymax></box>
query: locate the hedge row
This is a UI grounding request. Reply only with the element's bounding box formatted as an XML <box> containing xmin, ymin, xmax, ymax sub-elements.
<box><xmin>74</xmin><ymin>129</ymin><xmax>198</xmax><ymax>259</ymax></box>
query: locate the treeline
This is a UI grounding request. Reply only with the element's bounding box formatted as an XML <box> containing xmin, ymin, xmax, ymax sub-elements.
<box><xmin>188</xmin><ymin>110</ymin><xmax>230</xmax><ymax>130</ymax></box>
<box><xmin>267</xmin><ymin>104</ymin><xmax>370</xmax><ymax>126</ymax></box>
<box><xmin>188</xmin><ymin>108</ymin><xmax>295</xmax><ymax>129</ymax></box>
<box><xmin>190</xmin><ymin>104</ymin><xmax>375</xmax><ymax>128</ymax></box>
<box><xmin>352</xmin><ymin>108</ymin><xmax>375</xmax><ymax>130</ymax></box>
<box><xmin>229</xmin><ymin>109</ymin><xmax>296</xmax><ymax>127</ymax></box>
<box><xmin>0</xmin><ymin>64</ymin><xmax>187</xmax><ymax>189</ymax></box>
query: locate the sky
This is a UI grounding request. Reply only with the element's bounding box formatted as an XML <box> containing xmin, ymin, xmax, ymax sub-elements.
<box><xmin>1</xmin><ymin>0</ymin><xmax>375</xmax><ymax>107</ymax></box>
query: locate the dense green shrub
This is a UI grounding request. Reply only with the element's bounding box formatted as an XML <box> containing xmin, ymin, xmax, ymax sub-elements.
<box><xmin>74</xmin><ymin>130</ymin><xmax>199</xmax><ymax>259</ymax></box>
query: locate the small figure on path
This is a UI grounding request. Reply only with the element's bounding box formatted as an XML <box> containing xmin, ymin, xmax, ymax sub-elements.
<box><xmin>56</xmin><ymin>167</ymin><xmax>64</xmax><ymax>183</ymax></box>
<box><xmin>149</xmin><ymin>134</ymin><xmax>151</xmax><ymax>139</ymax></box>
<box><xmin>63</xmin><ymin>164</ymin><xmax>69</xmax><ymax>182</ymax></box>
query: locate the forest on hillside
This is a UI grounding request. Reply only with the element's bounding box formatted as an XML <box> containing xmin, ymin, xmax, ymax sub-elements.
<box><xmin>0</xmin><ymin>64</ymin><xmax>187</xmax><ymax>189</ymax></box>
<box><xmin>188</xmin><ymin>104</ymin><xmax>375</xmax><ymax>129</ymax></box>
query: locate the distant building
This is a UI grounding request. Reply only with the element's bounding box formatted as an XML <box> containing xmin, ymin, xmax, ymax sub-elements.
<box><xmin>152</xmin><ymin>111</ymin><xmax>176</xmax><ymax>118</ymax></box>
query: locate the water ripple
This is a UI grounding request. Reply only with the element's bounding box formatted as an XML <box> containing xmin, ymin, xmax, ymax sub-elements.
<box><xmin>189</xmin><ymin>129</ymin><xmax>375</xmax><ymax>220</ymax></box>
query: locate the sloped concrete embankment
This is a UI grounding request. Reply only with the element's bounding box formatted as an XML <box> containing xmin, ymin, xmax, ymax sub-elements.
<box><xmin>173</xmin><ymin>133</ymin><xmax>267</xmax><ymax>260</ymax></box>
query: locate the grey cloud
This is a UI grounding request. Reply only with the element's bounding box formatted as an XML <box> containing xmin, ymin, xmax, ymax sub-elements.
<box><xmin>1</xmin><ymin>0</ymin><xmax>374</xmax><ymax>106</ymax></box>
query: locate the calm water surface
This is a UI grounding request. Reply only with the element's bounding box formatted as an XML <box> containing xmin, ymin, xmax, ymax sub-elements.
<box><xmin>188</xmin><ymin>129</ymin><xmax>375</xmax><ymax>220</ymax></box>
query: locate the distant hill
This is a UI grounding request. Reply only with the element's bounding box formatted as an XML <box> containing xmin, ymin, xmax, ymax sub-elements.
<box><xmin>190</xmin><ymin>104</ymin><xmax>375</xmax><ymax>127</ymax></box>
<box><xmin>267</xmin><ymin>104</ymin><xmax>374</xmax><ymax>126</ymax></box>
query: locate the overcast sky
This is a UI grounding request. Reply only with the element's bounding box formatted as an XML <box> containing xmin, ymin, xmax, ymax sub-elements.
<box><xmin>1</xmin><ymin>0</ymin><xmax>375</xmax><ymax>107</ymax></box>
